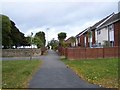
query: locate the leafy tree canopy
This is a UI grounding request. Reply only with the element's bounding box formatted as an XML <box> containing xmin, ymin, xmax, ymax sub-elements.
<box><xmin>58</xmin><ymin>32</ymin><xmax>67</xmax><ymax>46</ymax></box>
<box><xmin>70</xmin><ymin>36</ymin><xmax>76</xmax><ymax>43</ymax></box>
<box><xmin>1</xmin><ymin>15</ymin><xmax>12</xmax><ymax>48</ymax></box>
<box><xmin>1</xmin><ymin>14</ymin><xmax>27</xmax><ymax>48</ymax></box>
<box><xmin>33</xmin><ymin>36</ymin><xmax>43</xmax><ymax>48</ymax></box>
<box><xmin>58</xmin><ymin>32</ymin><xmax>67</xmax><ymax>41</ymax></box>
<box><xmin>49</xmin><ymin>38</ymin><xmax>59</xmax><ymax>50</ymax></box>
<box><xmin>34</xmin><ymin>31</ymin><xmax>46</xmax><ymax>48</ymax></box>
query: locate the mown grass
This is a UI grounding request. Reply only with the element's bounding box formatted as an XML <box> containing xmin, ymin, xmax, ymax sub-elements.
<box><xmin>2</xmin><ymin>60</ymin><xmax>42</xmax><ymax>88</ymax></box>
<box><xmin>61</xmin><ymin>58</ymin><xmax>118</xmax><ymax>88</ymax></box>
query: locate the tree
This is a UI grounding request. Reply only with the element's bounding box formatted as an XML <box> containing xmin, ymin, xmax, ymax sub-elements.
<box><xmin>33</xmin><ymin>36</ymin><xmax>43</xmax><ymax>48</ymax></box>
<box><xmin>1</xmin><ymin>14</ymin><xmax>28</xmax><ymax>49</ymax></box>
<box><xmin>70</xmin><ymin>36</ymin><xmax>76</xmax><ymax>47</ymax></box>
<box><xmin>10</xmin><ymin>21</ymin><xmax>23</xmax><ymax>48</ymax></box>
<box><xmin>1</xmin><ymin>14</ymin><xmax>12</xmax><ymax>48</ymax></box>
<box><xmin>58</xmin><ymin>32</ymin><xmax>67</xmax><ymax>46</ymax></box>
<box><xmin>49</xmin><ymin>38</ymin><xmax>59</xmax><ymax>50</ymax></box>
<box><xmin>20</xmin><ymin>34</ymin><xmax>29</xmax><ymax>48</ymax></box>
<box><xmin>20</xmin><ymin>36</ymin><xmax>31</xmax><ymax>47</ymax></box>
<box><xmin>58</xmin><ymin>32</ymin><xmax>67</xmax><ymax>41</ymax></box>
<box><xmin>35</xmin><ymin>31</ymin><xmax>46</xmax><ymax>47</ymax></box>
<box><xmin>33</xmin><ymin>31</ymin><xmax>46</xmax><ymax>48</ymax></box>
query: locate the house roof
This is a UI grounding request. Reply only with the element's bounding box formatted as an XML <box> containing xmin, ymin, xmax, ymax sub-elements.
<box><xmin>75</xmin><ymin>29</ymin><xmax>86</xmax><ymax>37</ymax></box>
<box><xmin>75</xmin><ymin>13</ymin><xmax>114</xmax><ymax>38</ymax></box>
<box><xmin>65</xmin><ymin>37</ymin><xmax>72</xmax><ymax>43</ymax></box>
<box><xmin>90</xmin><ymin>13</ymin><xmax>114</xmax><ymax>30</ymax></box>
<box><xmin>97</xmin><ymin>12</ymin><xmax>120</xmax><ymax>29</ymax></box>
<box><xmin>65</xmin><ymin>36</ymin><xmax>76</xmax><ymax>43</ymax></box>
<box><xmin>76</xmin><ymin>27</ymin><xmax>91</xmax><ymax>37</ymax></box>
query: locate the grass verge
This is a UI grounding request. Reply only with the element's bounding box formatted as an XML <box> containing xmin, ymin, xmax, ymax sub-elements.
<box><xmin>61</xmin><ymin>58</ymin><xmax>118</xmax><ymax>88</ymax></box>
<box><xmin>2</xmin><ymin>60</ymin><xmax>42</xmax><ymax>88</ymax></box>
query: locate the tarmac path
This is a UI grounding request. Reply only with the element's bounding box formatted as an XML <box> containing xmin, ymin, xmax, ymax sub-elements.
<box><xmin>28</xmin><ymin>50</ymin><xmax>100</xmax><ymax>88</ymax></box>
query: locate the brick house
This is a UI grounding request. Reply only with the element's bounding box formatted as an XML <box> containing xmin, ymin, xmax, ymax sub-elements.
<box><xmin>90</xmin><ymin>13</ymin><xmax>114</xmax><ymax>47</ymax></box>
<box><xmin>65</xmin><ymin>36</ymin><xmax>76</xmax><ymax>47</ymax></box>
<box><xmin>75</xmin><ymin>27</ymin><xmax>90</xmax><ymax>47</ymax></box>
<box><xmin>96</xmin><ymin>12</ymin><xmax>120</xmax><ymax>47</ymax></box>
<box><xmin>65</xmin><ymin>37</ymin><xmax>73</xmax><ymax>47</ymax></box>
<box><xmin>75</xmin><ymin>13</ymin><xmax>115</xmax><ymax>48</ymax></box>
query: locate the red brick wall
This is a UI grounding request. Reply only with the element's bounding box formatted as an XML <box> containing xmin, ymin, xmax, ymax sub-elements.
<box><xmin>81</xmin><ymin>30</ymin><xmax>96</xmax><ymax>48</ymax></box>
<box><xmin>92</xmin><ymin>30</ymin><xmax>96</xmax><ymax>45</ymax></box>
<box><xmin>114</xmin><ymin>47</ymin><xmax>119</xmax><ymax>57</ymax></box>
<box><xmin>80</xmin><ymin>35</ymin><xmax>85</xmax><ymax>47</ymax></box>
<box><xmin>114</xmin><ymin>21</ymin><xmax>120</xmax><ymax>46</ymax></box>
<box><xmin>86</xmin><ymin>33</ymin><xmax>89</xmax><ymax>47</ymax></box>
<box><xmin>97</xmin><ymin>48</ymin><xmax>104</xmax><ymax>58</ymax></box>
<box><xmin>65</xmin><ymin>47</ymin><xmax>119</xmax><ymax>60</ymax></box>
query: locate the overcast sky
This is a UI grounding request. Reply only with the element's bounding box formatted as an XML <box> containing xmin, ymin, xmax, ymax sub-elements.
<box><xmin>1</xmin><ymin>0</ymin><xmax>119</xmax><ymax>42</ymax></box>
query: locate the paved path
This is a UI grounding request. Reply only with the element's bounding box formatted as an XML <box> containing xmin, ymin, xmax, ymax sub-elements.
<box><xmin>29</xmin><ymin>50</ymin><xmax>100</xmax><ymax>88</ymax></box>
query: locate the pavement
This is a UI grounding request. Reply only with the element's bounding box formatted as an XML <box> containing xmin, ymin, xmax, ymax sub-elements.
<box><xmin>28</xmin><ymin>50</ymin><xmax>100</xmax><ymax>88</ymax></box>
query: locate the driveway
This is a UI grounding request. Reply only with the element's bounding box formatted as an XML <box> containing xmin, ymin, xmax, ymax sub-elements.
<box><xmin>29</xmin><ymin>50</ymin><xmax>100</xmax><ymax>88</ymax></box>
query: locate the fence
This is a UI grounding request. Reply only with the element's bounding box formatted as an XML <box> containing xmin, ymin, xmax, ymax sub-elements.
<box><xmin>58</xmin><ymin>47</ymin><xmax>119</xmax><ymax>60</ymax></box>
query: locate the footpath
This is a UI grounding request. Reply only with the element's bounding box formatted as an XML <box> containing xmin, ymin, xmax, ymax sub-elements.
<box><xmin>29</xmin><ymin>50</ymin><xmax>100</xmax><ymax>88</ymax></box>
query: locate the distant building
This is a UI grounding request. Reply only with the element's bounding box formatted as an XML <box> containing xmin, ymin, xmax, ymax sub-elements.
<box><xmin>65</xmin><ymin>37</ymin><xmax>76</xmax><ymax>47</ymax></box>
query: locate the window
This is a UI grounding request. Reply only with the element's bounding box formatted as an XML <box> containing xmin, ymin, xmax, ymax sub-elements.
<box><xmin>84</xmin><ymin>36</ymin><xmax>86</xmax><ymax>47</ymax></box>
<box><xmin>108</xmin><ymin>24</ymin><xmax>114</xmax><ymax>42</ymax></box>
<box><xmin>97</xmin><ymin>30</ymin><xmax>101</xmax><ymax>35</ymax></box>
<box><xmin>108</xmin><ymin>25</ymin><xmax>113</xmax><ymax>31</ymax></box>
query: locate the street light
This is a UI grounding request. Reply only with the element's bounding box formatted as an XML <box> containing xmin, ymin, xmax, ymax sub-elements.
<box><xmin>46</xmin><ymin>28</ymin><xmax>49</xmax><ymax>46</ymax></box>
<box><xmin>30</xmin><ymin>32</ymin><xmax>33</xmax><ymax>60</ymax></box>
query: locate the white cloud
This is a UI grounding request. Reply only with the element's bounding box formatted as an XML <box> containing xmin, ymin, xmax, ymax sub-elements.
<box><xmin>24</xmin><ymin>18</ymin><xmax>100</xmax><ymax>42</ymax></box>
<box><xmin>1</xmin><ymin>1</ymin><xmax>119</xmax><ymax>42</ymax></box>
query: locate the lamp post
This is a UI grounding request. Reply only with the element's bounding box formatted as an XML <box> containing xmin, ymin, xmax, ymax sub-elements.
<box><xmin>46</xmin><ymin>28</ymin><xmax>49</xmax><ymax>46</ymax></box>
<box><xmin>30</xmin><ymin>32</ymin><xmax>33</xmax><ymax>60</ymax></box>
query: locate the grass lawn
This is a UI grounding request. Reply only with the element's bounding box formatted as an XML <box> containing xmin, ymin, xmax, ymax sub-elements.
<box><xmin>61</xmin><ymin>58</ymin><xmax>118</xmax><ymax>88</ymax></box>
<box><xmin>2</xmin><ymin>60</ymin><xmax>42</xmax><ymax>88</ymax></box>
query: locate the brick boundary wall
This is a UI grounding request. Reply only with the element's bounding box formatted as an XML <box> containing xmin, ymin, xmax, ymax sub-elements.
<box><xmin>2</xmin><ymin>48</ymin><xmax>41</xmax><ymax>57</ymax></box>
<box><xmin>59</xmin><ymin>47</ymin><xmax>119</xmax><ymax>60</ymax></box>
